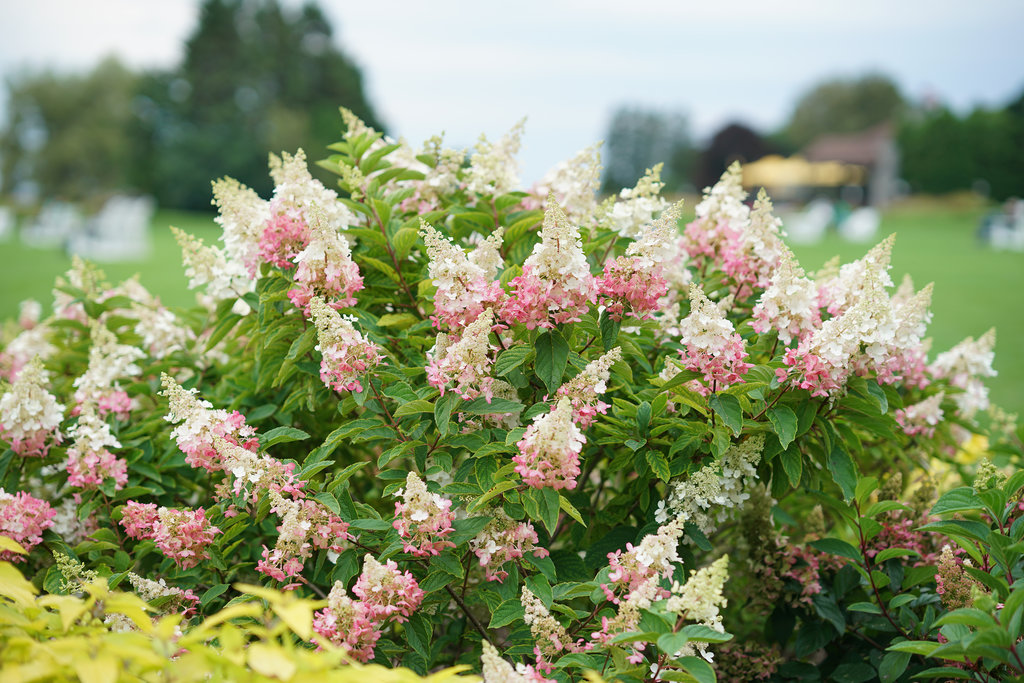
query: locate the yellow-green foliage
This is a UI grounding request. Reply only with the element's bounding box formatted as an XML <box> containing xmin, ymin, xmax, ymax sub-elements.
<box><xmin>0</xmin><ymin>541</ymin><xmax>470</xmax><ymax>683</ymax></box>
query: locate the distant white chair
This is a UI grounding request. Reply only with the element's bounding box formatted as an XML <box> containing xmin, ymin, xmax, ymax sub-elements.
<box><xmin>839</xmin><ymin>207</ymin><xmax>880</xmax><ymax>243</ymax></box>
<box><xmin>785</xmin><ymin>198</ymin><xmax>833</xmax><ymax>244</ymax></box>
<box><xmin>0</xmin><ymin>207</ymin><xmax>13</xmax><ymax>241</ymax></box>
<box><xmin>21</xmin><ymin>201</ymin><xmax>83</xmax><ymax>248</ymax></box>
<box><xmin>68</xmin><ymin>195</ymin><xmax>154</xmax><ymax>262</ymax></box>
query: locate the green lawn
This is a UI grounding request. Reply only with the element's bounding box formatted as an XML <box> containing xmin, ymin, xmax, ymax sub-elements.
<box><xmin>1</xmin><ymin>202</ymin><xmax>1020</xmax><ymax>414</ymax></box>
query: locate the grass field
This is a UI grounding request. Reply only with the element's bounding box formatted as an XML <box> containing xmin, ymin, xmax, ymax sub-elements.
<box><xmin>1</xmin><ymin>202</ymin><xmax>1021</xmax><ymax>414</ymax></box>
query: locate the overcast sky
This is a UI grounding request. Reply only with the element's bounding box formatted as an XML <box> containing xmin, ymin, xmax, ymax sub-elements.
<box><xmin>1</xmin><ymin>0</ymin><xmax>1022</xmax><ymax>183</ymax></box>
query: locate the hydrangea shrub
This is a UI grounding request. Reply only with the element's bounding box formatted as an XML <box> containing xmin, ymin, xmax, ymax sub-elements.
<box><xmin>0</xmin><ymin>109</ymin><xmax>1021</xmax><ymax>682</ymax></box>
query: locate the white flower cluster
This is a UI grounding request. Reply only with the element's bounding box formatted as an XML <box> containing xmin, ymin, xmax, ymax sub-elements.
<box><xmin>466</xmin><ymin>119</ymin><xmax>525</xmax><ymax>196</ymax></box>
<box><xmin>72</xmin><ymin>322</ymin><xmax>145</xmax><ymax>407</ymax></box>
<box><xmin>0</xmin><ymin>357</ymin><xmax>65</xmax><ymax>452</ymax></box>
<box><xmin>665</xmin><ymin>555</ymin><xmax>730</xmax><ymax>662</ymax></box>
<box><xmin>818</xmin><ymin>233</ymin><xmax>895</xmax><ymax>316</ymax></box>
<box><xmin>693</xmin><ymin>162</ymin><xmax>749</xmax><ymax>228</ymax></box>
<box><xmin>753</xmin><ymin>247</ymin><xmax>819</xmax><ymax>344</ymax></box>
<box><xmin>626</xmin><ymin>201</ymin><xmax>686</xmax><ymax>269</ymax></box>
<box><xmin>607</xmin><ymin>164</ymin><xmax>670</xmax><ymax>238</ymax></box>
<box><xmin>655</xmin><ymin>435</ymin><xmax>765</xmax><ymax>538</ymax></box>
<box><xmin>678</xmin><ymin>285</ymin><xmax>736</xmax><ymax>354</ymax></box>
<box><xmin>524</xmin><ymin>198</ymin><xmax>593</xmax><ymax>291</ymax></box>
<box><xmin>211</xmin><ymin>176</ymin><xmax>270</xmax><ymax>273</ymax></box>
<box><xmin>172</xmin><ymin>226</ymin><xmax>252</xmax><ymax>305</ymax></box>
<box><xmin>535</xmin><ymin>142</ymin><xmax>603</xmax><ymax>225</ymax></box>
<box><xmin>269</xmin><ymin>148</ymin><xmax>352</xmax><ymax>231</ymax></box>
<box><xmin>931</xmin><ymin>328</ymin><xmax>997</xmax><ymax>418</ymax></box>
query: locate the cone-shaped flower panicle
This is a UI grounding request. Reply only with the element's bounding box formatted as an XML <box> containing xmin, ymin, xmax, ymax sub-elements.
<box><xmin>352</xmin><ymin>554</ymin><xmax>424</xmax><ymax>623</ymax></box>
<box><xmin>677</xmin><ymin>284</ymin><xmax>751</xmax><ymax>395</ymax></box>
<box><xmin>513</xmin><ymin>397</ymin><xmax>585</xmax><ymax>490</ymax></box>
<box><xmin>257</xmin><ymin>491</ymin><xmax>350</xmax><ymax>581</ymax></box>
<box><xmin>289</xmin><ymin>208</ymin><xmax>363</xmax><ymax>313</ymax></box>
<box><xmin>0</xmin><ymin>357</ymin><xmax>64</xmax><ymax>458</ymax></box>
<box><xmin>555</xmin><ymin>347</ymin><xmax>622</xmax><ymax>428</ymax></box>
<box><xmin>160</xmin><ymin>373</ymin><xmax>259</xmax><ymax>472</ymax></box>
<box><xmin>426</xmin><ymin>308</ymin><xmax>497</xmax><ymax>401</ymax></box>
<box><xmin>752</xmin><ymin>246</ymin><xmax>821</xmax><ymax>346</ymax></box>
<box><xmin>392</xmin><ymin>471</ymin><xmax>456</xmax><ymax>557</ymax></box>
<box><xmin>470</xmin><ymin>509</ymin><xmax>549</xmax><ymax>582</ymax></box>
<box><xmin>466</xmin><ymin>119</ymin><xmax>525</xmax><ymax>196</ymax></box>
<box><xmin>309</xmin><ymin>296</ymin><xmax>383</xmax><ymax>393</ymax></box>
<box><xmin>312</xmin><ymin>582</ymin><xmax>382</xmax><ymax>662</ymax></box>
<box><xmin>420</xmin><ymin>220</ymin><xmax>504</xmax><ymax>330</ymax></box>
<box><xmin>120</xmin><ymin>501</ymin><xmax>220</xmax><ymax>570</ymax></box>
<box><xmin>502</xmin><ymin>197</ymin><xmax>597</xmax><ymax>329</ymax></box>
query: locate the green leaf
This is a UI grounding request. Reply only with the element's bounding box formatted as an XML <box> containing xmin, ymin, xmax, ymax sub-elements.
<box><xmin>886</xmin><ymin>640</ymin><xmax>940</xmax><ymax>656</ymax></box>
<box><xmin>393</xmin><ymin>399</ymin><xmax>435</xmax><ymax>418</ymax></box>
<box><xmin>313</xmin><ymin>492</ymin><xmax>341</xmax><ymax>515</ymax></box>
<box><xmin>828</xmin><ymin>443</ymin><xmax>858</xmax><ymax>501</ymax></box>
<box><xmin>259</xmin><ymin>427</ymin><xmax>310</xmax><ymax>449</ymax></box>
<box><xmin>645</xmin><ymin>450</ymin><xmax>671</xmax><ymax>482</ymax></box>
<box><xmin>930</xmin><ymin>487</ymin><xmax>983</xmax><ymax>516</ymax></box>
<box><xmin>865</xmin><ymin>380</ymin><xmax>888</xmax><ymax>414</ymax></box>
<box><xmin>709</xmin><ymin>393</ymin><xmax>742</xmax><ymax>436</ymax></box>
<box><xmin>673</xmin><ymin>656</ymin><xmax>716</xmax><ymax>683</ymax></box>
<box><xmin>200</xmin><ymin>583</ymin><xmax>230</xmax><ymax>606</ymax></box>
<box><xmin>489</xmin><ymin>599</ymin><xmax>525</xmax><ymax>628</ymax></box>
<box><xmin>558</xmin><ymin>495</ymin><xmax>586</xmax><ymax>527</ymax></box>
<box><xmin>376</xmin><ymin>313</ymin><xmax>418</xmax><ymax>329</ymax></box>
<box><xmin>534</xmin><ymin>488</ymin><xmax>560</xmax><ymax>535</ymax></box>
<box><xmin>461</xmin><ymin>397</ymin><xmax>525</xmax><ymax>415</ymax></box>
<box><xmin>767</xmin><ymin>405</ymin><xmax>798</xmax><ymax>449</ymax></box>
<box><xmin>391</xmin><ymin>227</ymin><xmax>419</xmax><ymax>259</ymax></box>
<box><xmin>810</xmin><ymin>538</ymin><xmax>863</xmax><ymax>563</ymax></box>
<box><xmin>494</xmin><ymin>345</ymin><xmax>533</xmax><ymax>377</ymax></box>
<box><xmin>434</xmin><ymin>392</ymin><xmax>459</xmax><ymax>437</ymax></box>
<box><xmin>468</xmin><ymin>480</ymin><xmax>517</xmax><ymax>513</ymax></box>
<box><xmin>600</xmin><ymin>310</ymin><xmax>621</xmax><ymax>351</ymax></box>
<box><xmin>449</xmin><ymin>517</ymin><xmax>492</xmax><ymax>546</ymax></box>
<box><xmin>875</xmin><ymin>547</ymin><xmax>920</xmax><ymax>563</ymax></box>
<box><xmin>679</xmin><ymin>624</ymin><xmax>733</xmax><ymax>643</ymax></box>
<box><xmin>779</xmin><ymin>447</ymin><xmax>802</xmax><ymax>488</ymax></box>
<box><xmin>535</xmin><ymin>329</ymin><xmax>569</xmax><ymax>394</ymax></box>
<box><xmin>657</xmin><ymin>631</ymin><xmax>690</xmax><ymax>657</ymax></box>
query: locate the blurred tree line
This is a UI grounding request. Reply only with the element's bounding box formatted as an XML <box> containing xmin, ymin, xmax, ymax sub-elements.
<box><xmin>603</xmin><ymin>74</ymin><xmax>1024</xmax><ymax>201</ymax></box>
<box><xmin>0</xmin><ymin>0</ymin><xmax>382</xmax><ymax>210</ymax></box>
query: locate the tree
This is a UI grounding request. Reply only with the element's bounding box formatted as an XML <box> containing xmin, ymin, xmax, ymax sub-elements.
<box><xmin>0</xmin><ymin>58</ymin><xmax>139</xmax><ymax>203</ymax></box>
<box><xmin>784</xmin><ymin>74</ymin><xmax>904</xmax><ymax>149</ymax></box>
<box><xmin>695</xmin><ymin>122</ymin><xmax>769</xmax><ymax>190</ymax></box>
<box><xmin>139</xmin><ymin>0</ymin><xmax>385</xmax><ymax>210</ymax></box>
<box><xmin>601</xmin><ymin>107</ymin><xmax>694</xmax><ymax>194</ymax></box>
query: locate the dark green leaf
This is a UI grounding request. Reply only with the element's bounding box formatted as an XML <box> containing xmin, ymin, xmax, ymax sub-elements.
<box><xmin>535</xmin><ymin>329</ymin><xmax>570</xmax><ymax>394</ymax></box>
<box><xmin>600</xmin><ymin>310</ymin><xmax>621</xmax><ymax>351</ymax></box>
<box><xmin>828</xmin><ymin>444</ymin><xmax>858</xmax><ymax>501</ymax></box>
<box><xmin>709</xmin><ymin>393</ymin><xmax>743</xmax><ymax>436</ymax></box>
<box><xmin>259</xmin><ymin>426</ymin><xmax>310</xmax><ymax>449</ymax></box>
<box><xmin>810</xmin><ymin>538</ymin><xmax>863</xmax><ymax>563</ymax></box>
<box><xmin>767</xmin><ymin>405</ymin><xmax>798</xmax><ymax>449</ymax></box>
<box><xmin>495</xmin><ymin>345</ymin><xmax>533</xmax><ymax>377</ymax></box>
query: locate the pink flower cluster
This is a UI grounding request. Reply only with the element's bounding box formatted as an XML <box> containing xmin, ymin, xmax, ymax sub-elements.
<box><xmin>470</xmin><ymin>511</ymin><xmax>549</xmax><ymax>582</ymax></box>
<box><xmin>309</xmin><ymin>297</ymin><xmax>383</xmax><ymax>393</ymax></box>
<box><xmin>597</xmin><ymin>256</ymin><xmax>668</xmax><ymax>321</ymax></box>
<box><xmin>895</xmin><ymin>393</ymin><xmax>945</xmax><ymax>438</ymax></box>
<box><xmin>287</xmin><ymin>212</ymin><xmax>364</xmax><ymax>314</ymax></box>
<box><xmin>120</xmin><ymin>501</ymin><xmax>220</xmax><ymax>570</ymax></box>
<box><xmin>258</xmin><ymin>204</ymin><xmax>309</xmax><ymax>269</ymax></box>
<box><xmin>256</xmin><ymin>494</ymin><xmax>350</xmax><ymax>581</ymax></box>
<box><xmin>312</xmin><ymin>587</ymin><xmax>381</xmax><ymax>662</ymax></box>
<box><xmin>777</xmin><ymin>345</ymin><xmax>845</xmax><ymax>398</ymax></box>
<box><xmin>514</xmin><ymin>398</ymin><xmax>585</xmax><ymax>490</ymax></box>
<box><xmin>65</xmin><ymin>445</ymin><xmax>128</xmax><ymax>491</ymax></box>
<box><xmin>678</xmin><ymin>336</ymin><xmax>752</xmax><ymax>397</ymax></box>
<box><xmin>425</xmin><ymin>309</ymin><xmax>497</xmax><ymax>402</ymax></box>
<box><xmin>97</xmin><ymin>389</ymin><xmax>133</xmax><ymax>421</ymax></box>
<box><xmin>392</xmin><ymin>472</ymin><xmax>456</xmax><ymax>557</ymax></box>
<box><xmin>502</xmin><ymin>266</ymin><xmax>596</xmax><ymax>329</ymax></box>
<box><xmin>161</xmin><ymin>375</ymin><xmax>260</xmax><ymax>473</ymax></box>
<box><xmin>435</xmin><ymin>274</ymin><xmax>504</xmax><ymax>331</ymax></box>
<box><xmin>312</xmin><ymin>554</ymin><xmax>425</xmax><ymax>662</ymax></box>
<box><xmin>555</xmin><ymin>347</ymin><xmax>621</xmax><ymax>429</ymax></box>
<box><xmin>0</xmin><ymin>489</ymin><xmax>55</xmax><ymax>561</ymax></box>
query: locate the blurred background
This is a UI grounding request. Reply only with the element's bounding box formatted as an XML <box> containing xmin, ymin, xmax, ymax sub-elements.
<box><xmin>0</xmin><ymin>0</ymin><xmax>1021</xmax><ymax>412</ymax></box>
